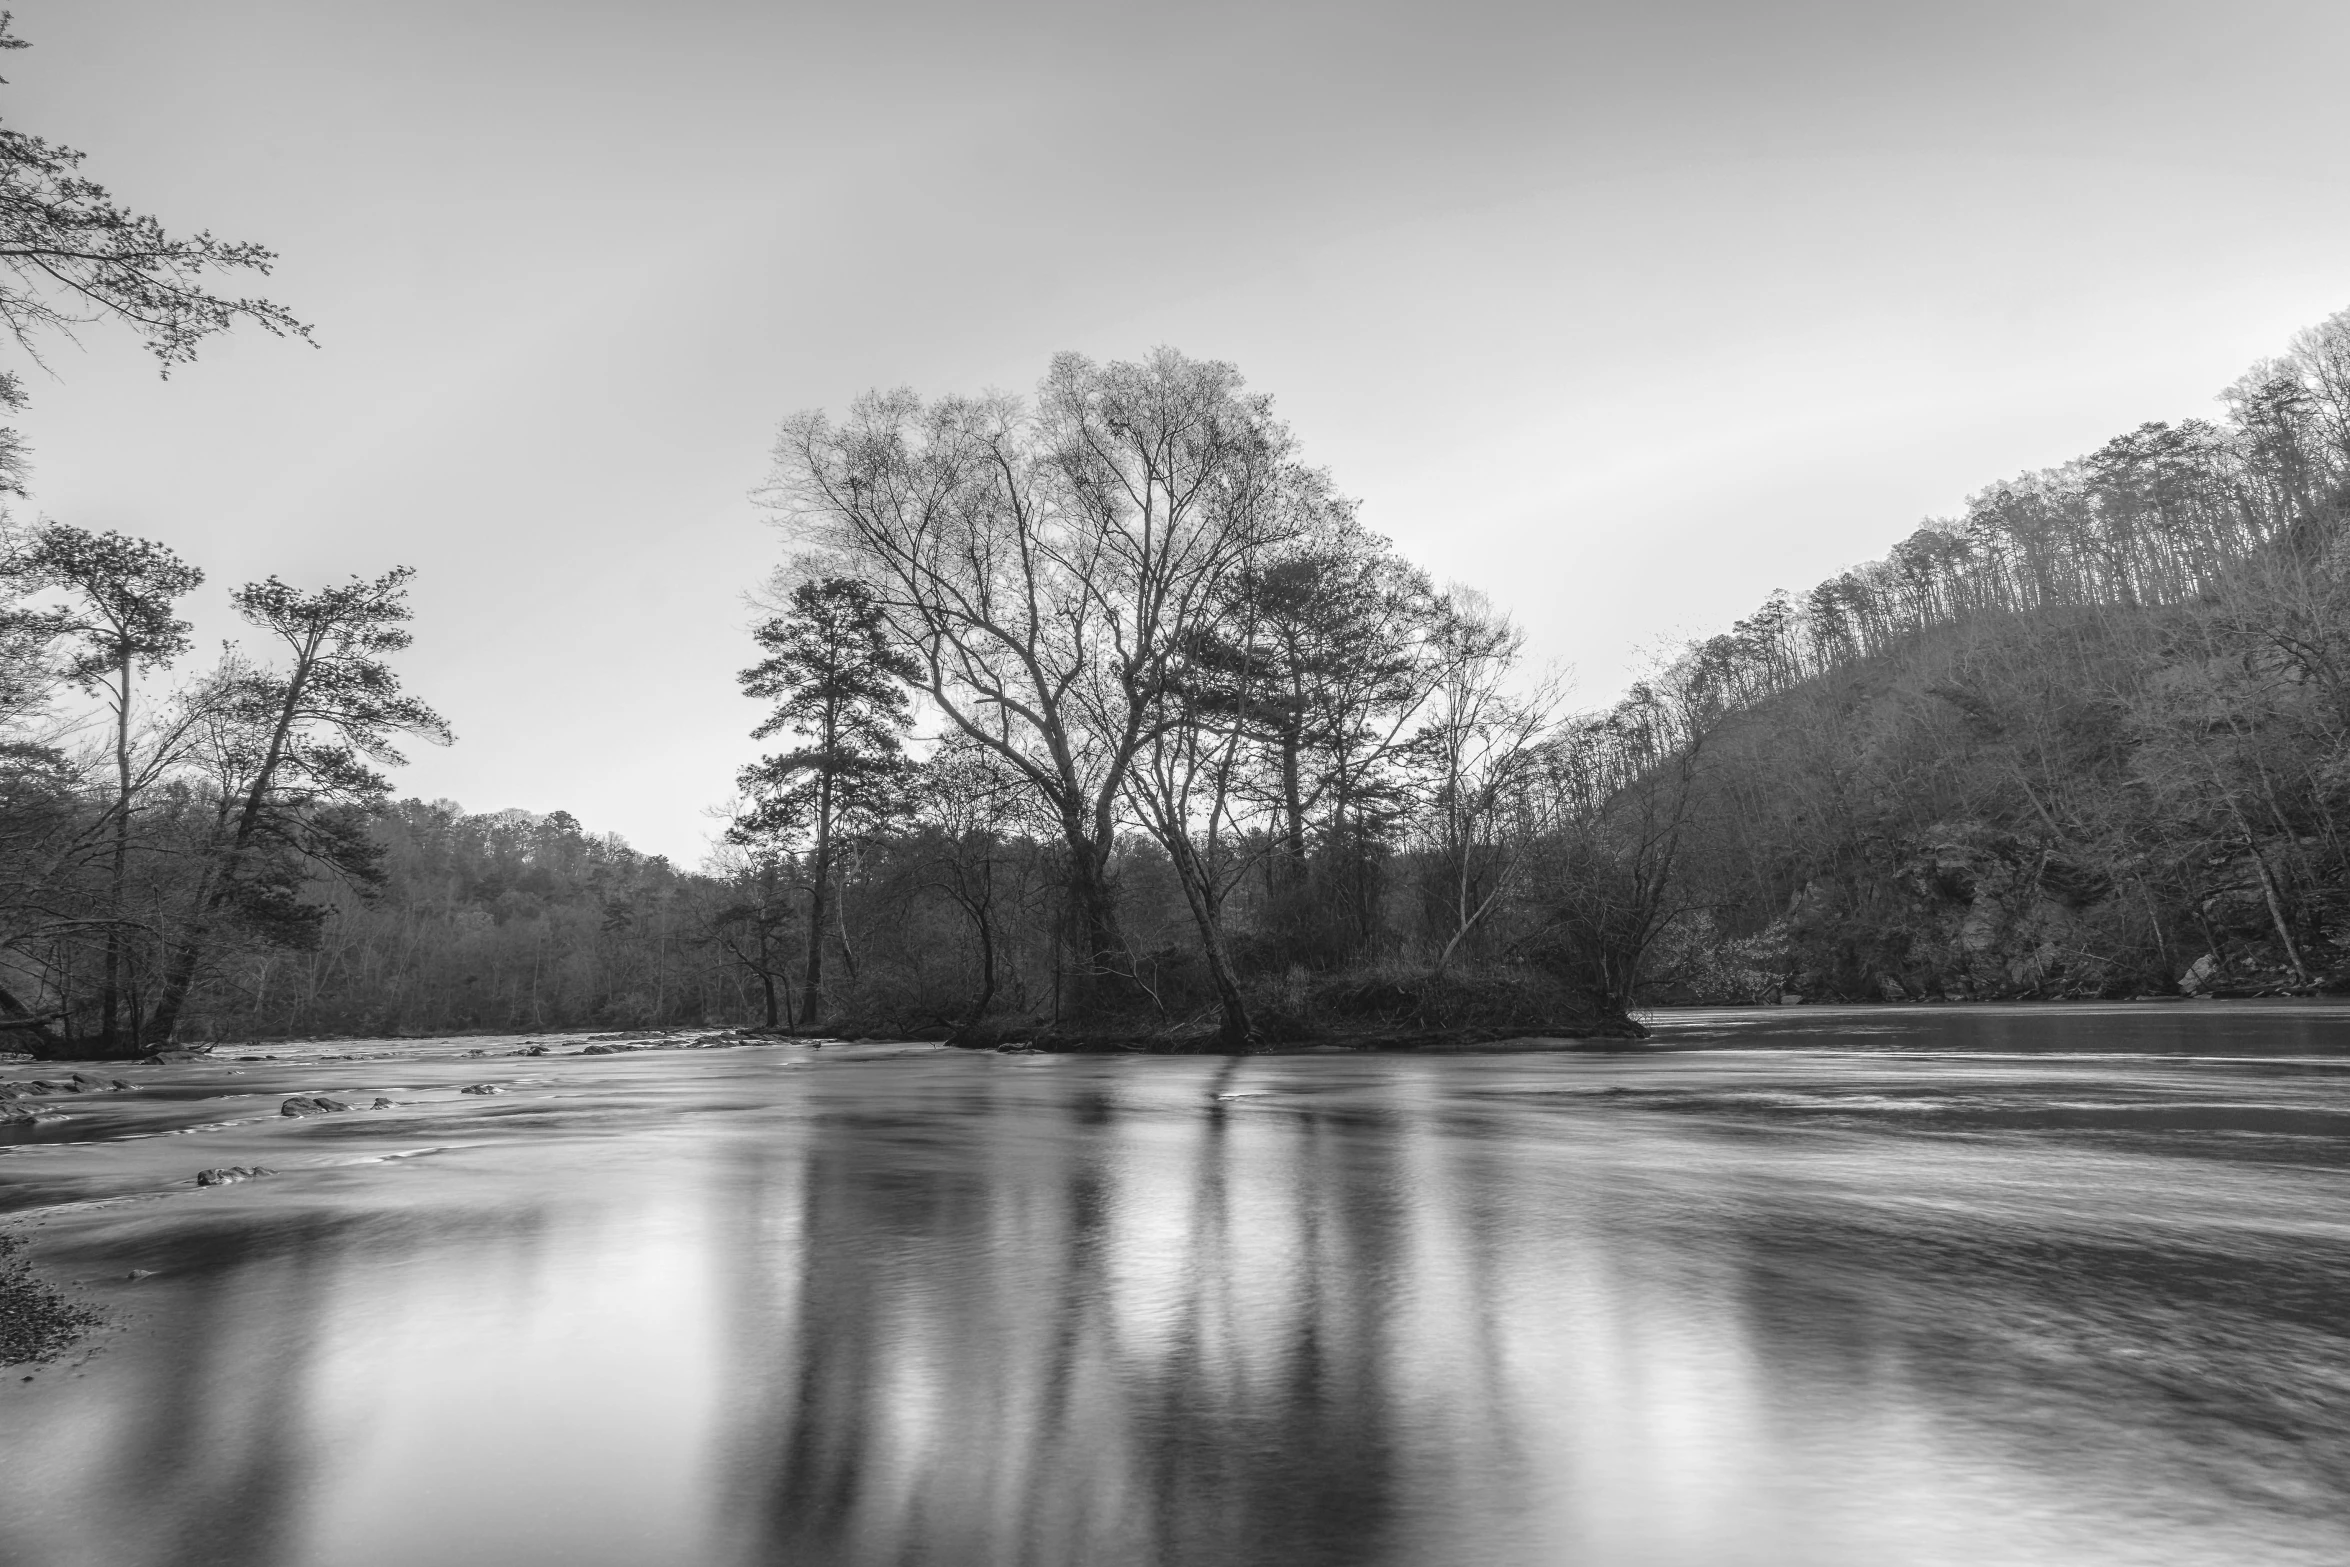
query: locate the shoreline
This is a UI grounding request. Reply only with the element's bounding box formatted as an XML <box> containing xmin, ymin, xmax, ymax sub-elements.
<box><xmin>0</xmin><ymin>1232</ymin><xmax>97</xmax><ymax>1372</ymax></box>
<box><xmin>11</xmin><ymin>992</ymin><xmax>2347</xmax><ymax>1066</ymax></box>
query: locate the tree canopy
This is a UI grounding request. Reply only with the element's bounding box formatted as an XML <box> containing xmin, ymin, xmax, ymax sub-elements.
<box><xmin>0</xmin><ymin>12</ymin><xmax>310</xmax><ymax>488</ymax></box>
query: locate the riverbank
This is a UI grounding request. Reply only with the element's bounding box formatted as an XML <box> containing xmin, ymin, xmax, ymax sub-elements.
<box><xmin>23</xmin><ymin>987</ymin><xmax>2348</xmax><ymax>1066</ymax></box>
<box><xmin>0</xmin><ymin>1232</ymin><xmax>96</xmax><ymax>1369</ymax></box>
<box><xmin>826</xmin><ymin>1017</ymin><xmax>1652</xmax><ymax>1054</ymax></box>
<box><xmin>12</xmin><ymin>966</ymin><xmax>1656</xmax><ymax>1062</ymax></box>
<box><xmin>13</xmin><ymin>1015</ymin><xmax>1655</xmax><ymax>1063</ymax></box>
<box><xmin>808</xmin><ymin>967</ymin><xmax>1653</xmax><ymax>1053</ymax></box>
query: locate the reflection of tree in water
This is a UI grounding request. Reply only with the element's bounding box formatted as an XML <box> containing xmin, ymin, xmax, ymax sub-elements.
<box><xmin>0</xmin><ymin>1203</ymin><xmax>557</xmax><ymax>1567</ymax></box>
<box><xmin>716</xmin><ymin>1066</ymin><xmax>1523</xmax><ymax>1567</ymax></box>
<box><xmin>0</xmin><ymin>1213</ymin><xmax>340</xmax><ymax>1567</ymax></box>
<box><xmin>1722</xmin><ymin>1184</ymin><xmax>2350</xmax><ymax>1542</ymax></box>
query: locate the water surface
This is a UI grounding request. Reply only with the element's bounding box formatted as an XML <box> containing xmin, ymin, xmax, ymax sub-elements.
<box><xmin>3</xmin><ymin>1004</ymin><xmax>2348</xmax><ymax>1566</ymax></box>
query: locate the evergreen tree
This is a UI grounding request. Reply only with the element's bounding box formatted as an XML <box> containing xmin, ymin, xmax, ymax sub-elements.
<box><xmin>11</xmin><ymin>524</ymin><xmax>201</xmax><ymax>1048</ymax></box>
<box><xmin>146</xmin><ymin>569</ymin><xmax>449</xmax><ymax>1047</ymax></box>
<box><xmin>733</xmin><ymin>576</ymin><xmax>918</xmax><ymax>1027</ymax></box>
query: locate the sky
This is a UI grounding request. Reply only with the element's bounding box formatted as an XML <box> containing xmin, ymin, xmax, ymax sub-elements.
<box><xmin>9</xmin><ymin>0</ymin><xmax>2349</xmax><ymax>863</ymax></box>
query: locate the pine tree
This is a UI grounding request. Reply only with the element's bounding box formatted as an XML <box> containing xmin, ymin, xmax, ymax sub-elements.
<box><xmin>147</xmin><ymin>569</ymin><xmax>449</xmax><ymax>1046</ymax></box>
<box><xmin>12</xmin><ymin>525</ymin><xmax>201</xmax><ymax>1049</ymax></box>
<box><xmin>733</xmin><ymin>577</ymin><xmax>918</xmax><ymax>1027</ymax></box>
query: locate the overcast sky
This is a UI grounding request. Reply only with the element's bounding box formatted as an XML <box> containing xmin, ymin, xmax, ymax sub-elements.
<box><xmin>12</xmin><ymin>0</ymin><xmax>2349</xmax><ymax>862</ymax></box>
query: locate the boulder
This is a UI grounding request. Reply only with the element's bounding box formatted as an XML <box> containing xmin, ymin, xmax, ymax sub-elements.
<box><xmin>371</xmin><ymin>1097</ymin><xmax>396</xmax><ymax>1110</ymax></box>
<box><xmin>195</xmin><ymin>1166</ymin><xmax>276</xmax><ymax>1187</ymax></box>
<box><xmin>2178</xmin><ymin>953</ymin><xmax>2220</xmax><ymax>995</ymax></box>
<box><xmin>458</xmin><ymin>1083</ymin><xmax>504</xmax><ymax>1095</ymax></box>
<box><xmin>280</xmin><ymin>1095</ymin><xmax>352</xmax><ymax>1118</ymax></box>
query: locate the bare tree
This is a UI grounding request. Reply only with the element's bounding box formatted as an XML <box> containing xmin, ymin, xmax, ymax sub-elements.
<box><xmin>0</xmin><ymin>14</ymin><xmax>311</xmax><ymax>490</ymax></box>
<box><xmin>1416</xmin><ymin>594</ymin><xmax>1564</xmax><ymax>974</ymax></box>
<box><xmin>766</xmin><ymin>350</ymin><xmax>1305</xmax><ymax>1025</ymax></box>
<box><xmin>909</xmin><ymin>738</ymin><xmax>1036</xmax><ymax>1034</ymax></box>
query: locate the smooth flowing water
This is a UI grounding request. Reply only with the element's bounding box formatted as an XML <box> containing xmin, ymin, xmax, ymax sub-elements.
<box><xmin>3</xmin><ymin>1003</ymin><xmax>2348</xmax><ymax>1566</ymax></box>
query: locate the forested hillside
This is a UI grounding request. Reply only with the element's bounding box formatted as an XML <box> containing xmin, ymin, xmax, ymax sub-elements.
<box><xmin>1627</xmin><ymin>311</ymin><xmax>2350</xmax><ymax>1001</ymax></box>
<box><xmin>209</xmin><ymin>801</ymin><xmax>744</xmax><ymax>1037</ymax></box>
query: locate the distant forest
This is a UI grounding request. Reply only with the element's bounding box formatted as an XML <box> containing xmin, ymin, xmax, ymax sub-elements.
<box><xmin>5</xmin><ymin>311</ymin><xmax>2348</xmax><ymax>1055</ymax></box>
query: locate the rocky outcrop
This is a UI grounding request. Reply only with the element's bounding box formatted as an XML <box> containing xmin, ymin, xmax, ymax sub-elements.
<box><xmin>1</xmin><ymin>1073</ymin><xmax>133</xmax><ymax>1118</ymax></box>
<box><xmin>195</xmin><ymin>1166</ymin><xmax>275</xmax><ymax>1186</ymax></box>
<box><xmin>0</xmin><ymin>1073</ymin><xmax>131</xmax><ymax>1097</ymax></box>
<box><xmin>1761</xmin><ymin>822</ymin><xmax>2158</xmax><ymax>1001</ymax></box>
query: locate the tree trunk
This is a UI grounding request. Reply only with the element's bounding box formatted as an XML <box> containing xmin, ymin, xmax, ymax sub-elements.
<box><xmin>1058</xmin><ymin>833</ymin><xmax>1131</xmax><ymax>1015</ymax></box>
<box><xmin>968</xmin><ymin>903</ymin><xmax>996</xmax><ymax>1026</ymax></box>
<box><xmin>1278</xmin><ymin>729</ymin><xmax>1307</xmax><ymax>888</ymax></box>
<box><xmin>801</xmin><ymin>773</ymin><xmax>835</xmax><ymax>1027</ymax></box>
<box><xmin>149</xmin><ymin>645</ymin><xmax>318</xmax><ymax>1043</ymax></box>
<box><xmin>834</xmin><ymin>875</ymin><xmax>859</xmax><ymax>983</ymax></box>
<box><xmin>1157</xmin><ymin>824</ymin><xmax>1257</xmax><ymax>1048</ymax></box>
<box><xmin>951</xmin><ymin>854</ymin><xmax>999</xmax><ymax>1032</ymax></box>
<box><xmin>2246</xmin><ymin>838</ymin><xmax>2311</xmax><ymax>983</ymax></box>
<box><xmin>101</xmin><ymin>646</ymin><xmax>133</xmax><ymax>1053</ymax></box>
<box><xmin>0</xmin><ymin>981</ymin><xmax>66</xmax><ymax>1058</ymax></box>
<box><xmin>2223</xmin><ymin>796</ymin><xmax>2311</xmax><ymax>983</ymax></box>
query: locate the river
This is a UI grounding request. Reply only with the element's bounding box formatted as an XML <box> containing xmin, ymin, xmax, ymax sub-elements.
<box><xmin>3</xmin><ymin>1002</ymin><xmax>2347</xmax><ymax>1566</ymax></box>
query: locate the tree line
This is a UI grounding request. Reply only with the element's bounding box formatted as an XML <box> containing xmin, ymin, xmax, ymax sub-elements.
<box><xmin>0</xmin><ymin>543</ymin><xmax>447</xmax><ymax>1054</ymax></box>
<box><xmin>14</xmin><ymin>313</ymin><xmax>2343</xmax><ymax>1056</ymax></box>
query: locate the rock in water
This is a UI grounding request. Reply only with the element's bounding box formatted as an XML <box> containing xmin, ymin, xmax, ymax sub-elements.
<box><xmin>458</xmin><ymin>1083</ymin><xmax>504</xmax><ymax>1095</ymax></box>
<box><xmin>280</xmin><ymin>1095</ymin><xmax>352</xmax><ymax>1117</ymax></box>
<box><xmin>371</xmin><ymin>1097</ymin><xmax>395</xmax><ymax>1110</ymax></box>
<box><xmin>195</xmin><ymin>1166</ymin><xmax>276</xmax><ymax>1187</ymax></box>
